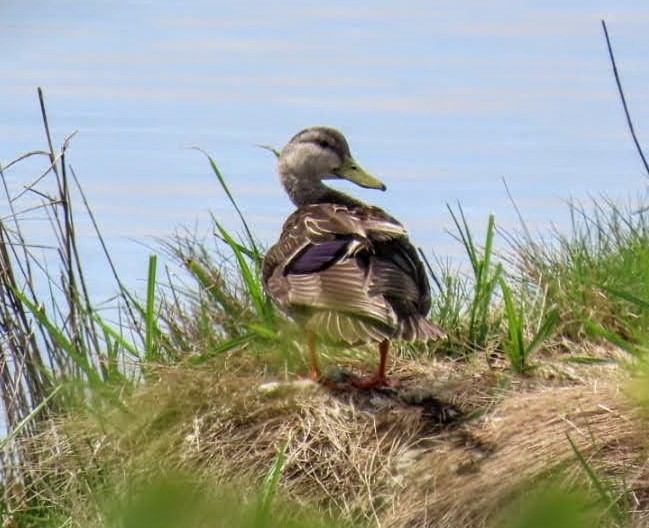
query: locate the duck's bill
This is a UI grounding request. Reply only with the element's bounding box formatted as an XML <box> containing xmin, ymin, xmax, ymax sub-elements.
<box><xmin>336</xmin><ymin>156</ymin><xmax>386</xmax><ymax>191</ymax></box>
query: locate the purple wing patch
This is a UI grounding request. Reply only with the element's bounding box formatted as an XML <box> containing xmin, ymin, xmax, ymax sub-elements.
<box><xmin>285</xmin><ymin>239</ymin><xmax>350</xmax><ymax>275</ymax></box>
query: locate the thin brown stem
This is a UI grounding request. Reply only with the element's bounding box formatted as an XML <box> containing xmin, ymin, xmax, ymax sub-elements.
<box><xmin>601</xmin><ymin>20</ymin><xmax>649</xmax><ymax>177</ymax></box>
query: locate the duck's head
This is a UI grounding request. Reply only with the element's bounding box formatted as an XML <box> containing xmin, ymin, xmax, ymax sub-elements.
<box><xmin>278</xmin><ymin>126</ymin><xmax>386</xmax><ymax>206</ymax></box>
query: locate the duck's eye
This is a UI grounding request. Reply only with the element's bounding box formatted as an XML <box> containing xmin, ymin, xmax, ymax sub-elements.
<box><xmin>315</xmin><ymin>139</ymin><xmax>333</xmax><ymax>150</ymax></box>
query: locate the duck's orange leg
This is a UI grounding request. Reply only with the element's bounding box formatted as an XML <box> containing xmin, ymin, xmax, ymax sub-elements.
<box><xmin>307</xmin><ymin>330</ymin><xmax>321</xmax><ymax>381</ymax></box>
<box><xmin>350</xmin><ymin>339</ymin><xmax>398</xmax><ymax>389</ymax></box>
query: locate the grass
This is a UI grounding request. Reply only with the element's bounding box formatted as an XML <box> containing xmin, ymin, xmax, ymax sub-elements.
<box><xmin>509</xmin><ymin>196</ymin><xmax>649</xmax><ymax>342</ymax></box>
<box><xmin>451</xmin><ymin>207</ymin><xmax>503</xmax><ymax>350</ymax></box>
<box><xmin>500</xmin><ymin>276</ymin><xmax>559</xmax><ymax>373</ymax></box>
<box><xmin>1</xmin><ymin>91</ymin><xmax>649</xmax><ymax>527</ymax></box>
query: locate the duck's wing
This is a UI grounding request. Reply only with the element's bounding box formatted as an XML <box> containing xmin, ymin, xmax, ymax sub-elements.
<box><xmin>370</xmin><ymin>237</ymin><xmax>445</xmax><ymax>340</ymax></box>
<box><xmin>262</xmin><ymin>204</ymin><xmax>406</xmax><ymax>281</ymax></box>
<box><xmin>262</xmin><ymin>203</ymin><xmax>442</xmax><ymax>342</ymax></box>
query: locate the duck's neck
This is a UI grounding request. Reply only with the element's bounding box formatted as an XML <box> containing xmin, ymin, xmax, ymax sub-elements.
<box><xmin>281</xmin><ymin>170</ymin><xmax>361</xmax><ymax>208</ymax></box>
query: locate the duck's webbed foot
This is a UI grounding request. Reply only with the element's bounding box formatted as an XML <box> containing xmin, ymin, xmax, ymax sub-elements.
<box><xmin>349</xmin><ymin>372</ymin><xmax>399</xmax><ymax>389</ymax></box>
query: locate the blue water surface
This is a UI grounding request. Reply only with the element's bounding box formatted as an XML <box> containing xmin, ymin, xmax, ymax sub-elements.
<box><xmin>1</xmin><ymin>1</ymin><xmax>649</xmax><ymax>301</ymax></box>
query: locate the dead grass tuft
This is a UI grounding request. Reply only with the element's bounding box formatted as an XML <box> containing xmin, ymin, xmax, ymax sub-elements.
<box><xmin>10</xmin><ymin>347</ymin><xmax>649</xmax><ymax>527</ymax></box>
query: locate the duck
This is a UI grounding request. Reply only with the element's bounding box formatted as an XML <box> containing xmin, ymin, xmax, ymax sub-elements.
<box><xmin>261</xmin><ymin>126</ymin><xmax>445</xmax><ymax>388</ymax></box>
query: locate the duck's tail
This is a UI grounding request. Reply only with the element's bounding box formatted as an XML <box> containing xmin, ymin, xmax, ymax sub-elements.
<box><xmin>398</xmin><ymin>315</ymin><xmax>446</xmax><ymax>342</ymax></box>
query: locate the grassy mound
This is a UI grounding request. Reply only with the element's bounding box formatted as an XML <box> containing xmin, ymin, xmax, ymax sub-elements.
<box><xmin>10</xmin><ymin>346</ymin><xmax>647</xmax><ymax>528</ymax></box>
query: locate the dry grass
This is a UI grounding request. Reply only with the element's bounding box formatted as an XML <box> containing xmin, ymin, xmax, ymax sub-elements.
<box><xmin>7</xmin><ymin>346</ymin><xmax>649</xmax><ymax>527</ymax></box>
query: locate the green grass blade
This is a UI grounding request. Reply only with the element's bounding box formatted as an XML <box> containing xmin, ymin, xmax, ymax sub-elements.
<box><xmin>447</xmin><ymin>203</ymin><xmax>478</xmax><ymax>273</ymax></box>
<box><xmin>188</xmin><ymin>334</ymin><xmax>256</xmax><ymax>365</ymax></box>
<box><xmin>211</xmin><ymin>219</ymin><xmax>262</xmax><ymax>261</ymax></box>
<box><xmin>256</xmin><ymin>144</ymin><xmax>281</xmax><ymax>158</ymax></box>
<box><xmin>102</xmin><ymin>334</ymin><xmax>128</xmax><ymax>383</ymax></box>
<box><xmin>13</xmin><ymin>289</ymin><xmax>102</xmax><ymax>384</ymax></box>
<box><xmin>246</xmin><ymin>322</ymin><xmax>279</xmax><ymax>340</ymax></box>
<box><xmin>0</xmin><ymin>384</ymin><xmax>63</xmax><ymax>450</ymax></box>
<box><xmin>526</xmin><ymin>305</ymin><xmax>559</xmax><ymax>356</ymax></box>
<box><xmin>145</xmin><ymin>254</ymin><xmax>158</xmax><ymax>361</ymax></box>
<box><xmin>584</xmin><ymin>320</ymin><xmax>642</xmax><ymax>356</ymax></box>
<box><xmin>500</xmin><ymin>277</ymin><xmax>525</xmax><ymax>372</ymax></box>
<box><xmin>194</xmin><ymin>148</ymin><xmax>261</xmax><ymax>260</ymax></box>
<box><xmin>482</xmin><ymin>214</ymin><xmax>496</xmax><ymax>277</ymax></box>
<box><xmin>566</xmin><ymin>434</ymin><xmax>626</xmax><ymax>526</ymax></box>
<box><xmin>453</xmin><ymin>209</ymin><xmax>501</xmax><ymax>347</ymax></box>
<box><xmin>185</xmin><ymin>257</ymin><xmax>237</xmax><ymax>315</ymax></box>
<box><xmin>215</xmin><ymin>221</ymin><xmax>271</xmax><ymax>322</ymax></box>
<box><xmin>599</xmin><ymin>284</ymin><xmax>649</xmax><ymax>310</ymax></box>
<box><xmin>93</xmin><ymin>314</ymin><xmax>142</xmax><ymax>361</ymax></box>
<box><xmin>257</xmin><ymin>440</ymin><xmax>289</xmax><ymax>524</ymax></box>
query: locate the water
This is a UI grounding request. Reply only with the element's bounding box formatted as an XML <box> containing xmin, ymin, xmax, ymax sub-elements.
<box><xmin>2</xmin><ymin>1</ymin><xmax>649</xmax><ymax>300</ymax></box>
